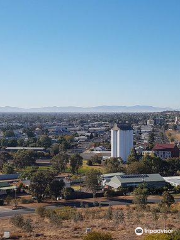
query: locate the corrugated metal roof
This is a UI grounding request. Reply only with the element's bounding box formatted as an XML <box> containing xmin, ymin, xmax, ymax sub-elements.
<box><xmin>102</xmin><ymin>172</ymin><xmax>125</xmax><ymax>178</ymax></box>
<box><xmin>106</xmin><ymin>174</ymin><xmax>165</xmax><ymax>189</ymax></box>
<box><xmin>0</xmin><ymin>174</ymin><xmax>19</xmax><ymax>181</ymax></box>
<box><xmin>153</xmin><ymin>144</ymin><xmax>176</xmax><ymax>151</ymax></box>
<box><xmin>163</xmin><ymin>176</ymin><xmax>180</xmax><ymax>186</ymax></box>
<box><xmin>0</xmin><ymin>182</ymin><xmax>9</xmax><ymax>188</ymax></box>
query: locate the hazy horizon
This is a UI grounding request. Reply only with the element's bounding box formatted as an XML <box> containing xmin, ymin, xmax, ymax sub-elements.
<box><xmin>0</xmin><ymin>105</ymin><xmax>176</xmax><ymax>113</ymax></box>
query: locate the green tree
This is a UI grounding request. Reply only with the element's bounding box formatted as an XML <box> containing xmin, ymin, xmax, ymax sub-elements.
<box><xmin>38</xmin><ymin>135</ymin><xmax>52</xmax><ymax>148</ymax></box>
<box><xmin>17</xmin><ymin>139</ymin><xmax>25</xmax><ymax>146</ymax></box>
<box><xmin>58</xmin><ymin>136</ymin><xmax>72</xmax><ymax>152</ymax></box>
<box><xmin>85</xmin><ymin>169</ymin><xmax>101</xmax><ymax>198</ymax></box>
<box><xmin>133</xmin><ymin>184</ymin><xmax>149</xmax><ymax>208</ymax></box>
<box><xmin>161</xmin><ymin>191</ymin><xmax>175</xmax><ymax>208</ymax></box>
<box><xmin>13</xmin><ymin>150</ymin><xmax>36</xmax><ymax>169</ymax></box>
<box><xmin>70</xmin><ymin>154</ymin><xmax>83</xmax><ymax>174</ymax></box>
<box><xmin>51</xmin><ymin>153</ymin><xmax>69</xmax><ymax>173</ymax></box>
<box><xmin>128</xmin><ymin>148</ymin><xmax>138</xmax><ymax>163</ymax></box>
<box><xmin>126</xmin><ymin>161</ymin><xmax>148</xmax><ymax>174</ymax></box>
<box><xmin>59</xmin><ymin>141</ymin><xmax>69</xmax><ymax>152</ymax></box>
<box><xmin>0</xmin><ymin>138</ymin><xmax>8</xmax><ymax>147</ymax></box>
<box><xmin>148</xmin><ymin>131</ymin><xmax>155</xmax><ymax>150</ymax></box>
<box><xmin>142</xmin><ymin>155</ymin><xmax>169</xmax><ymax>176</ymax></box>
<box><xmin>25</xmin><ymin>129</ymin><xmax>35</xmax><ymax>138</ymax></box>
<box><xmin>91</xmin><ymin>155</ymin><xmax>101</xmax><ymax>165</ymax></box>
<box><xmin>49</xmin><ymin>180</ymin><xmax>65</xmax><ymax>199</ymax></box>
<box><xmin>4</xmin><ymin>130</ymin><xmax>15</xmax><ymax>138</ymax></box>
<box><xmin>50</xmin><ymin>144</ymin><xmax>60</xmax><ymax>156</ymax></box>
<box><xmin>20</xmin><ymin>166</ymin><xmax>39</xmax><ymax>179</ymax></box>
<box><xmin>63</xmin><ymin>187</ymin><xmax>74</xmax><ymax>200</ymax></box>
<box><xmin>104</xmin><ymin>158</ymin><xmax>124</xmax><ymax>173</ymax></box>
<box><xmin>30</xmin><ymin>170</ymin><xmax>55</xmax><ymax>202</ymax></box>
<box><xmin>2</xmin><ymin>163</ymin><xmax>15</xmax><ymax>174</ymax></box>
<box><xmin>7</xmin><ymin>139</ymin><xmax>18</xmax><ymax>147</ymax></box>
<box><xmin>0</xmin><ymin>151</ymin><xmax>12</xmax><ymax>169</ymax></box>
<box><xmin>166</xmin><ymin>158</ymin><xmax>180</xmax><ymax>176</ymax></box>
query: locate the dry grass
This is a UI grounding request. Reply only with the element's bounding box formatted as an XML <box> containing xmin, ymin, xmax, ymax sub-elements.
<box><xmin>0</xmin><ymin>204</ymin><xmax>180</xmax><ymax>240</ymax></box>
<box><xmin>166</xmin><ymin>130</ymin><xmax>180</xmax><ymax>142</ymax></box>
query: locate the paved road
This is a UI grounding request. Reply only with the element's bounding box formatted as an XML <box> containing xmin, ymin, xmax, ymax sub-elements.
<box><xmin>0</xmin><ymin>206</ymin><xmax>35</xmax><ymax>219</ymax></box>
<box><xmin>0</xmin><ymin>196</ymin><xmax>180</xmax><ymax>219</ymax></box>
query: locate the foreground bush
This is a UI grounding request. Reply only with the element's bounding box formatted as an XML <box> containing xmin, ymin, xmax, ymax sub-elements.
<box><xmin>144</xmin><ymin>231</ymin><xmax>180</xmax><ymax>240</ymax></box>
<box><xmin>11</xmin><ymin>215</ymin><xmax>33</xmax><ymax>232</ymax></box>
<box><xmin>21</xmin><ymin>198</ymin><xmax>34</xmax><ymax>204</ymax></box>
<box><xmin>48</xmin><ymin>211</ymin><xmax>62</xmax><ymax>226</ymax></box>
<box><xmin>35</xmin><ymin>206</ymin><xmax>46</xmax><ymax>218</ymax></box>
<box><xmin>83</xmin><ymin>231</ymin><xmax>113</xmax><ymax>240</ymax></box>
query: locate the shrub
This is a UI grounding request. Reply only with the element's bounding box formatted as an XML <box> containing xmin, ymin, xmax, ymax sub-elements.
<box><xmin>35</xmin><ymin>206</ymin><xmax>46</xmax><ymax>218</ymax></box>
<box><xmin>11</xmin><ymin>215</ymin><xmax>33</xmax><ymax>232</ymax></box>
<box><xmin>63</xmin><ymin>187</ymin><xmax>74</xmax><ymax>200</ymax></box>
<box><xmin>104</xmin><ymin>190</ymin><xmax>115</xmax><ymax>198</ymax></box>
<box><xmin>23</xmin><ymin>219</ymin><xmax>33</xmax><ymax>232</ymax></box>
<box><xmin>144</xmin><ymin>234</ymin><xmax>171</xmax><ymax>240</ymax></box>
<box><xmin>87</xmin><ymin>160</ymin><xmax>93</xmax><ymax>166</ymax></box>
<box><xmin>73</xmin><ymin>211</ymin><xmax>83</xmax><ymax>222</ymax></box>
<box><xmin>21</xmin><ymin>198</ymin><xmax>34</xmax><ymax>204</ymax></box>
<box><xmin>6</xmin><ymin>195</ymin><xmax>12</xmax><ymax>205</ymax></box>
<box><xmin>48</xmin><ymin>211</ymin><xmax>62</xmax><ymax>227</ymax></box>
<box><xmin>172</xmin><ymin>231</ymin><xmax>180</xmax><ymax>240</ymax></box>
<box><xmin>0</xmin><ymin>199</ymin><xmax>4</xmax><ymax>206</ymax></box>
<box><xmin>83</xmin><ymin>232</ymin><xmax>113</xmax><ymax>240</ymax></box>
<box><xmin>105</xmin><ymin>206</ymin><xmax>113</xmax><ymax>220</ymax></box>
<box><xmin>55</xmin><ymin>206</ymin><xmax>76</xmax><ymax>220</ymax></box>
<box><xmin>11</xmin><ymin>215</ymin><xmax>24</xmax><ymax>229</ymax></box>
<box><xmin>113</xmin><ymin>210</ymin><xmax>125</xmax><ymax>225</ymax></box>
<box><xmin>144</xmin><ymin>231</ymin><xmax>180</xmax><ymax>240</ymax></box>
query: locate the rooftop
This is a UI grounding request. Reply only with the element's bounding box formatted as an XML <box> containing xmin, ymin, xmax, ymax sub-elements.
<box><xmin>153</xmin><ymin>144</ymin><xmax>177</xmax><ymax>151</ymax></box>
<box><xmin>112</xmin><ymin>123</ymin><xmax>133</xmax><ymax>131</ymax></box>
<box><xmin>6</xmin><ymin>147</ymin><xmax>45</xmax><ymax>150</ymax></box>
<box><xmin>106</xmin><ymin>174</ymin><xmax>165</xmax><ymax>188</ymax></box>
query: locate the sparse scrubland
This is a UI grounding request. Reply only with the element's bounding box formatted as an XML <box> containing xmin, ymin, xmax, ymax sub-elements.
<box><xmin>0</xmin><ymin>203</ymin><xmax>180</xmax><ymax>240</ymax></box>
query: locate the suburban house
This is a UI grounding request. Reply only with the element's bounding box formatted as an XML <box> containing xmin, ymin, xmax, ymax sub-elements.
<box><xmin>153</xmin><ymin>144</ymin><xmax>179</xmax><ymax>160</ymax></box>
<box><xmin>103</xmin><ymin>173</ymin><xmax>166</xmax><ymax>190</ymax></box>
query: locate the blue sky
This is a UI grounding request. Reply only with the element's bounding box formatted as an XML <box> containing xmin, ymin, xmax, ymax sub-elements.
<box><xmin>0</xmin><ymin>0</ymin><xmax>180</xmax><ymax>108</ymax></box>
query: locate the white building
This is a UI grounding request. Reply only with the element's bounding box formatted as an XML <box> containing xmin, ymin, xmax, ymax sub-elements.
<box><xmin>163</xmin><ymin>176</ymin><xmax>180</xmax><ymax>187</ymax></box>
<box><xmin>175</xmin><ymin>116</ymin><xmax>179</xmax><ymax>125</ymax></box>
<box><xmin>111</xmin><ymin>123</ymin><xmax>133</xmax><ymax>162</ymax></box>
<box><xmin>147</xmin><ymin>119</ymin><xmax>155</xmax><ymax>126</ymax></box>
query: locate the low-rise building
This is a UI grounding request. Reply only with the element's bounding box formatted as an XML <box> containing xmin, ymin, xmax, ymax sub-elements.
<box><xmin>163</xmin><ymin>176</ymin><xmax>180</xmax><ymax>187</ymax></box>
<box><xmin>153</xmin><ymin>144</ymin><xmax>179</xmax><ymax>160</ymax></box>
<box><xmin>104</xmin><ymin>173</ymin><xmax>166</xmax><ymax>189</ymax></box>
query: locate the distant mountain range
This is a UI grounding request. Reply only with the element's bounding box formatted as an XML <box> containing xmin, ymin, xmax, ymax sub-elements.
<box><xmin>0</xmin><ymin>105</ymin><xmax>175</xmax><ymax>113</ymax></box>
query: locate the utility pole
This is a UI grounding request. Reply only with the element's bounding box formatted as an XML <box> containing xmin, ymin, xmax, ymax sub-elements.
<box><xmin>14</xmin><ymin>187</ymin><xmax>17</xmax><ymax>207</ymax></box>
